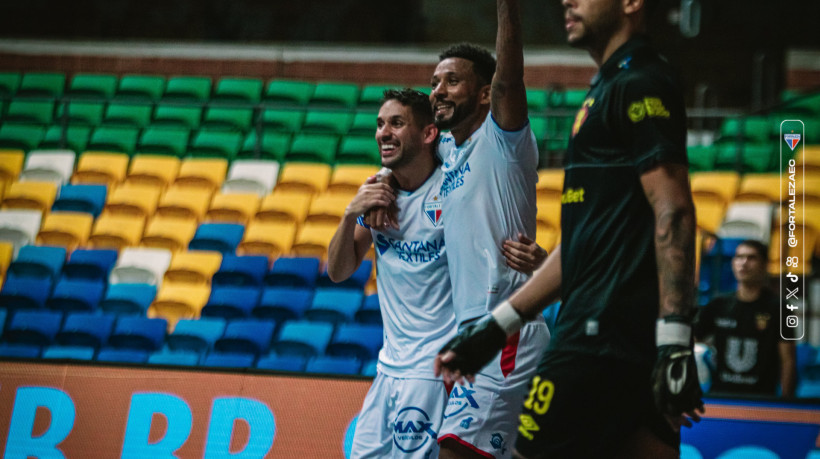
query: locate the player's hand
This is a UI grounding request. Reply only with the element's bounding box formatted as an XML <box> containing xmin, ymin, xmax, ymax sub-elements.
<box><xmin>652</xmin><ymin>316</ymin><xmax>704</xmax><ymax>430</ymax></box>
<box><xmin>346</xmin><ymin>176</ymin><xmax>396</xmax><ymax>219</ymax></box>
<box><xmin>362</xmin><ymin>170</ymin><xmax>399</xmax><ymax>230</ymax></box>
<box><xmin>434</xmin><ymin>315</ymin><xmax>508</xmax><ymax>384</ymax></box>
<box><xmin>502</xmin><ymin>233</ymin><xmax>547</xmax><ymax>274</ymax></box>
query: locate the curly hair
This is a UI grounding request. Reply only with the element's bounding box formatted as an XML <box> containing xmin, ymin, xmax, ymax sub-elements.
<box><xmin>439</xmin><ymin>42</ymin><xmax>496</xmax><ymax>86</ymax></box>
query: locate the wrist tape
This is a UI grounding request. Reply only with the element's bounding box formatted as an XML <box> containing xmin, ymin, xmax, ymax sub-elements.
<box><xmin>491</xmin><ymin>300</ymin><xmax>524</xmax><ymax>337</ymax></box>
<box><xmin>656</xmin><ymin>318</ymin><xmax>692</xmax><ymax>347</ymax></box>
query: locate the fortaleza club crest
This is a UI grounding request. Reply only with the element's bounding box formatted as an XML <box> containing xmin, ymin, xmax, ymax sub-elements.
<box><xmin>424</xmin><ymin>196</ymin><xmax>442</xmax><ymax>227</ymax></box>
<box><xmin>784</xmin><ymin>133</ymin><xmax>801</xmax><ymax>151</ymax></box>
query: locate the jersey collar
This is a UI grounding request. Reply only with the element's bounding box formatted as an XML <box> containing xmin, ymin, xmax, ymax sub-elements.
<box><xmin>591</xmin><ymin>34</ymin><xmax>652</xmax><ymax>87</ymax></box>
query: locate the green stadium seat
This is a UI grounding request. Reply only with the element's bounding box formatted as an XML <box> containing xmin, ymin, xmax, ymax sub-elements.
<box><xmin>264</xmin><ymin>80</ymin><xmax>314</xmax><ymax>106</ymax></box>
<box><xmin>259</xmin><ymin>108</ymin><xmax>304</xmax><ymax>133</ymax></box>
<box><xmin>67</xmin><ymin>74</ymin><xmax>118</xmax><ymax>100</ymax></box>
<box><xmin>301</xmin><ymin>111</ymin><xmax>353</xmax><ymax>135</ymax></box>
<box><xmin>188</xmin><ymin>130</ymin><xmax>243</xmax><ymax>159</ymax></box>
<box><xmin>337</xmin><ymin>135</ymin><xmax>379</xmax><ymax>165</ymax></box>
<box><xmin>287</xmin><ymin>133</ymin><xmax>339</xmax><ymax>164</ymax></box>
<box><xmin>310</xmin><ymin>82</ymin><xmax>359</xmax><ymax>108</ymax></box>
<box><xmin>213</xmin><ymin>77</ymin><xmax>263</xmax><ymax>104</ymax></box>
<box><xmin>202</xmin><ymin>107</ymin><xmax>253</xmax><ymax>132</ymax></box>
<box><xmin>39</xmin><ymin>125</ymin><xmax>92</xmax><ymax>152</ymax></box>
<box><xmin>349</xmin><ymin>109</ymin><xmax>377</xmax><ymax>135</ymax></box>
<box><xmin>114</xmin><ymin>75</ymin><xmax>166</xmax><ymax>102</ymax></box>
<box><xmin>55</xmin><ymin>101</ymin><xmax>105</xmax><ymax>126</ymax></box>
<box><xmin>239</xmin><ymin>131</ymin><xmax>290</xmax><ymax>162</ymax></box>
<box><xmin>0</xmin><ymin>72</ymin><xmax>21</xmax><ymax>97</ymax></box>
<box><xmin>718</xmin><ymin>116</ymin><xmax>771</xmax><ymax>143</ymax></box>
<box><xmin>17</xmin><ymin>72</ymin><xmax>65</xmax><ymax>99</ymax></box>
<box><xmin>526</xmin><ymin>88</ymin><xmax>548</xmax><ymax>114</ymax></box>
<box><xmin>153</xmin><ymin>105</ymin><xmax>202</xmax><ymax>130</ymax></box>
<box><xmin>547</xmin><ymin>88</ymin><xmax>587</xmax><ymax>108</ymax></box>
<box><xmin>4</xmin><ymin>100</ymin><xmax>54</xmax><ymax>125</ymax></box>
<box><xmin>780</xmin><ymin>92</ymin><xmax>820</xmax><ymax>115</ymax></box>
<box><xmin>413</xmin><ymin>86</ymin><xmax>432</xmax><ymax>96</ymax></box>
<box><xmin>687</xmin><ymin>145</ymin><xmax>717</xmax><ymax>172</ymax></box>
<box><xmin>0</xmin><ymin>124</ymin><xmax>46</xmax><ymax>151</ymax></box>
<box><xmin>86</xmin><ymin>126</ymin><xmax>139</xmax><ymax>154</ymax></box>
<box><xmin>163</xmin><ymin>76</ymin><xmax>212</xmax><ymax>103</ymax></box>
<box><xmin>137</xmin><ymin>127</ymin><xmax>190</xmax><ymax>157</ymax></box>
<box><xmin>529</xmin><ymin>115</ymin><xmax>548</xmax><ymax>147</ymax></box>
<box><xmin>714</xmin><ymin>142</ymin><xmax>776</xmax><ymax>173</ymax></box>
<box><xmin>102</xmin><ymin>103</ymin><xmax>153</xmax><ymax>129</ymax></box>
<box><xmin>359</xmin><ymin>84</ymin><xmax>397</xmax><ymax>108</ymax></box>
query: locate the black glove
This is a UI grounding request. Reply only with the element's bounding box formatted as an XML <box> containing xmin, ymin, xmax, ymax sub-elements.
<box><xmin>652</xmin><ymin>316</ymin><xmax>703</xmax><ymax>417</ymax></box>
<box><xmin>438</xmin><ymin>315</ymin><xmax>509</xmax><ymax>377</ymax></box>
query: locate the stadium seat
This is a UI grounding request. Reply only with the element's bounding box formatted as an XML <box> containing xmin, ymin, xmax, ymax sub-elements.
<box><xmin>109</xmin><ymin>247</ymin><xmax>172</xmax><ymax>286</ymax></box>
<box><xmin>72</xmin><ymin>152</ymin><xmax>130</xmax><ymax>186</ymax></box>
<box><xmin>103</xmin><ymin>183</ymin><xmax>162</xmax><ymax>219</ymax></box>
<box><xmin>222</xmin><ymin>159</ymin><xmax>280</xmax><ymax>197</ymax></box>
<box><xmin>734</xmin><ymin>173</ymin><xmax>781</xmax><ymax>202</ymax></box>
<box><xmin>213</xmin><ymin>319</ymin><xmax>275</xmax><ymax>359</ymax></box>
<box><xmin>141</xmin><ymin>215</ymin><xmax>199</xmax><ymax>252</ymax></box>
<box><xmin>188</xmin><ymin>222</ymin><xmax>245</xmax><ymax>254</ymax></box>
<box><xmin>0</xmin><ymin>71</ymin><xmax>21</xmax><ymax>97</ymax></box>
<box><xmin>212</xmin><ymin>77</ymin><xmax>263</xmax><ymax>104</ymax></box>
<box><xmin>271</xmin><ymin>320</ymin><xmax>334</xmax><ymax>358</ymax></box>
<box><xmin>62</xmin><ymin>248</ymin><xmax>118</xmax><ymax>281</ymax></box>
<box><xmin>126</xmin><ymin>155</ymin><xmax>182</xmax><ymax>189</ymax></box>
<box><xmin>238</xmin><ymin>131</ymin><xmax>290</xmax><ymax>161</ymax></box>
<box><xmin>137</xmin><ymin>127</ymin><xmax>190</xmax><ymax>158</ymax></box>
<box><xmin>690</xmin><ymin>171</ymin><xmax>740</xmax><ymax>207</ymax></box>
<box><xmin>305</xmin><ymin>288</ymin><xmax>363</xmax><ymax>324</ymax></box>
<box><xmin>536</xmin><ymin>169</ymin><xmax>565</xmax><ymax>201</ymax></box>
<box><xmin>259</xmin><ymin>108</ymin><xmax>305</xmax><ymax>133</ymax></box>
<box><xmin>768</xmin><ymin>224</ymin><xmax>816</xmax><ymax>276</ymax></box>
<box><xmin>237</xmin><ymin>220</ymin><xmax>296</xmax><ymax>259</ymax></box>
<box><xmin>51</xmin><ymin>184</ymin><xmax>107</xmax><ymax>217</ymax></box>
<box><xmin>17</xmin><ymin>72</ymin><xmax>65</xmax><ymax>99</ymax></box>
<box><xmin>148</xmin><ymin>350</ymin><xmax>200</xmax><ymax>366</ymax></box>
<box><xmin>318</xmin><ymin>259</ymin><xmax>372</xmax><ymax>290</ymax></box>
<box><xmin>286</xmin><ymin>133</ymin><xmax>339</xmax><ymax>164</ymax></box>
<box><xmin>306</xmin><ymin>193</ymin><xmax>352</xmax><ymax>224</ymax></box>
<box><xmin>188</xmin><ymin>130</ymin><xmax>243</xmax><ymax>159</ymax></box>
<box><xmin>42</xmin><ymin>345</ymin><xmax>95</xmax><ymax>361</ymax></box>
<box><xmin>206</xmin><ymin>192</ymin><xmax>260</xmax><ymax>224</ymax></box>
<box><xmin>0</xmin><ymin>343</ymin><xmax>41</xmax><ymax>358</ymax></box>
<box><xmin>355</xmin><ymin>294</ymin><xmax>381</xmax><ymax>325</ymax></box>
<box><xmin>326</xmin><ymin>323</ymin><xmax>383</xmax><ymax>361</ymax></box>
<box><xmin>166</xmin><ymin>317</ymin><xmax>227</xmax><ymax>355</ymax></box>
<box><xmin>0</xmin><ymin>150</ymin><xmax>25</xmax><ymax>182</ymax></box>
<box><xmin>265</xmin><ymin>256</ymin><xmax>320</xmax><ymax>288</ymax></box>
<box><xmin>202</xmin><ymin>107</ymin><xmax>253</xmax><ymax>132</ymax></box>
<box><xmin>149</xmin><ymin>284</ymin><xmax>211</xmax><ymax>327</ymax></box>
<box><xmin>305</xmin><ymin>356</ymin><xmax>361</xmax><ymax>375</ymax></box>
<box><xmin>156</xmin><ymin>186</ymin><xmax>213</xmax><ymax>221</ymax></box>
<box><xmin>174</xmin><ymin>158</ymin><xmax>229</xmax><ymax>192</ymax></box>
<box><xmin>164</xmin><ymin>250</ymin><xmax>222</xmax><ymax>286</ymax></box>
<box><xmin>715</xmin><ymin>142</ymin><xmax>776</xmax><ymax>173</ymax></box>
<box><xmin>717</xmin><ymin>202</ymin><xmax>774</xmax><ymax>242</ymax></box>
<box><xmin>0</xmin><ymin>124</ymin><xmax>45</xmax><ymax>151</ymax></box>
<box><xmin>336</xmin><ymin>135</ymin><xmax>380</xmax><ymax>165</ymax></box>
<box><xmin>212</xmin><ymin>254</ymin><xmax>268</xmax><ymax>287</ymax></box>
<box><xmin>719</xmin><ymin>116</ymin><xmax>771</xmax><ymax>144</ymax></box>
<box><xmin>0</xmin><ymin>277</ymin><xmax>53</xmax><ymax>310</ymax></box>
<box><xmin>86</xmin><ymin>126</ymin><xmax>139</xmax><ymax>155</ymax></box>
<box><xmin>38</xmin><ymin>125</ymin><xmax>92</xmax><ymax>152</ymax></box>
<box><xmin>162</xmin><ymin>76</ymin><xmax>212</xmax><ymax>103</ymax></box>
<box><xmin>535</xmin><ymin>198</ymin><xmax>561</xmax><ymax>232</ymax></box>
<box><xmin>7</xmin><ymin>245</ymin><xmax>66</xmax><ymax>281</ymax></box>
<box><xmin>102</xmin><ymin>103</ymin><xmax>153</xmax><ymax>129</ymax></box>
<box><xmin>46</xmin><ymin>278</ymin><xmax>105</xmax><ymax>312</ymax></box>
<box><xmin>67</xmin><ymin>73</ymin><xmax>118</xmax><ymax>99</ymax></box>
<box><xmin>152</xmin><ymin>105</ymin><xmax>202</xmax><ymax>130</ymax></box>
<box><xmin>88</xmin><ymin>213</ymin><xmax>146</xmax><ymax>250</ymax></box>
<box><xmin>0</xmin><ymin>209</ymin><xmax>42</xmax><ymax>253</ymax></box>
<box><xmin>795</xmin><ymin>172</ymin><xmax>820</xmax><ymax>204</ymax></box>
<box><xmin>0</xmin><ymin>241</ymin><xmax>13</xmax><ymax>279</ymax></box>
<box><xmin>254</xmin><ymin>286</ymin><xmax>313</xmax><ymax>321</ymax></box>
<box><xmin>686</xmin><ymin>145</ymin><xmax>717</xmax><ymax>172</ymax></box>
<box><xmin>692</xmin><ymin>196</ymin><xmax>725</xmax><ymax>235</ymax></box>
<box><xmin>526</xmin><ymin>88</ymin><xmax>549</xmax><ymax>113</ymax></box>
<box><xmin>2</xmin><ymin>180</ymin><xmax>58</xmax><ymax>213</ymax></box>
<box><xmin>5</xmin><ymin>100</ymin><xmax>55</xmax><ymax>125</ymax></box>
<box><xmin>201</xmin><ymin>352</ymin><xmax>255</xmax><ymax>368</ymax></box>
<box><xmin>100</xmin><ymin>283</ymin><xmax>157</xmax><ymax>316</ymax></box>
<box><xmin>108</xmin><ymin>316</ymin><xmax>168</xmax><ymax>351</ymax></box>
<box><xmin>96</xmin><ymin>348</ymin><xmax>149</xmax><ymax>363</ymax></box>
<box><xmin>20</xmin><ymin>149</ymin><xmax>76</xmax><ymax>184</ymax></box>
<box><xmin>3</xmin><ymin>309</ymin><xmax>63</xmax><ymax>347</ymax></box>
<box><xmin>55</xmin><ymin>101</ymin><xmax>105</xmax><ymax>126</ymax></box>
<box><xmin>302</xmin><ymin>111</ymin><xmax>354</xmax><ymax>136</ymax></box>
<box><xmin>114</xmin><ymin>75</ymin><xmax>166</xmax><ymax>102</ymax></box>
<box><xmin>796</xmin><ymin>146</ymin><xmax>820</xmax><ymax>173</ymax></box>
<box><xmin>361</xmin><ymin>359</ymin><xmax>378</xmax><ymax>377</ymax></box>
<box><xmin>256</xmin><ymin>354</ymin><xmax>308</xmax><ymax>372</ymax></box>
<box><xmin>349</xmin><ymin>109</ymin><xmax>377</xmax><ymax>135</ymax></box>
<box><xmin>256</xmin><ymin>190</ymin><xmax>313</xmax><ymax>224</ymax></box>
<box><xmin>276</xmin><ymin>162</ymin><xmax>332</xmax><ymax>195</ymax></box>
<box><xmin>264</xmin><ymin>80</ymin><xmax>314</xmax><ymax>106</ymax></box>
<box><xmin>309</xmin><ymin>82</ymin><xmax>359</xmax><ymax>108</ymax></box>
<box><xmin>328</xmin><ymin>165</ymin><xmax>380</xmax><ymax>194</ymax></box>
<box><xmin>201</xmin><ymin>285</ymin><xmax>261</xmax><ymax>319</ymax></box>
<box><xmin>359</xmin><ymin>84</ymin><xmax>396</xmax><ymax>108</ymax></box>
<box><xmin>56</xmin><ymin>312</ymin><xmax>115</xmax><ymax>350</ymax></box>
<box><xmin>291</xmin><ymin>221</ymin><xmax>338</xmax><ymax>259</ymax></box>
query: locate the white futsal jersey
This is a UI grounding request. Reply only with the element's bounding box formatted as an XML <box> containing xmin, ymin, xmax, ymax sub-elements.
<box><xmin>360</xmin><ymin>167</ymin><xmax>457</xmax><ymax>378</ymax></box>
<box><xmin>437</xmin><ymin>113</ymin><xmax>539</xmax><ymax>324</ymax></box>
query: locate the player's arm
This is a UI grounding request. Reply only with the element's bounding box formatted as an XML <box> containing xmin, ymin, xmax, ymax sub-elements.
<box><xmin>327</xmin><ymin>177</ymin><xmax>393</xmax><ymax>282</ymax></box>
<box><xmin>778</xmin><ymin>341</ymin><xmax>797</xmax><ymax>398</ymax></box>
<box><xmin>491</xmin><ymin>0</ymin><xmax>528</xmax><ymax>131</ymax></box>
<box><xmin>502</xmin><ymin>233</ymin><xmax>548</xmax><ymax>274</ymax></box>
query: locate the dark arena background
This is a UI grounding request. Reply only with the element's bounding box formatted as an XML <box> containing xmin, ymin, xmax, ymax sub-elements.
<box><xmin>0</xmin><ymin>0</ymin><xmax>819</xmax><ymax>457</ymax></box>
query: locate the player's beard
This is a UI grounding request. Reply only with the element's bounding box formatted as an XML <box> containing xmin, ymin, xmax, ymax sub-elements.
<box><xmin>567</xmin><ymin>1</ymin><xmax>621</xmax><ymax>51</ymax></box>
<box><xmin>434</xmin><ymin>93</ymin><xmax>479</xmax><ymax>131</ymax></box>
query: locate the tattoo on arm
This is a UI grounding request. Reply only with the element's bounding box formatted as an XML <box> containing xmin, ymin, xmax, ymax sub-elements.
<box><xmin>654</xmin><ymin>201</ymin><xmax>696</xmax><ymax>318</ymax></box>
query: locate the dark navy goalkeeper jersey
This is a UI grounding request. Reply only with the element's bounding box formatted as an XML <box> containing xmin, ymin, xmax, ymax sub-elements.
<box><xmin>547</xmin><ymin>35</ymin><xmax>688</xmax><ymax>365</ymax></box>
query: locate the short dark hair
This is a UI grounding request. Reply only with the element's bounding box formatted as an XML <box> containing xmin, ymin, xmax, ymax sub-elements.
<box><xmin>736</xmin><ymin>239</ymin><xmax>768</xmax><ymax>261</ymax></box>
<box><xmin>439</xmin><ymin>42</ymin><xmax>496</xmax><ymax>86</ymax></box>
<box><xmin>381</xmin><ymin>88</ymin><xmax>434</xmax><ymax>128</ymax></box>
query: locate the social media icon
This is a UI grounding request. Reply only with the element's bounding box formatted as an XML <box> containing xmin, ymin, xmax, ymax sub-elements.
<box><xmin>786</xmin><ymin>315</ymin><xmax>798</xmax><ymax>328</ymax></box>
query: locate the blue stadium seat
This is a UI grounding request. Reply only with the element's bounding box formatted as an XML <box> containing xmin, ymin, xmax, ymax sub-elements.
<box><xmin>254</xmin><ymin>286</ymin><xmax>313</xmax><ymax>321</ymax></box>
<box><xmin>166</xmin><ymin>317</ymin><xmax>226</xmax><ymax>356</ymax></box>
<box><xmin>42</xmin><ymin>345</ymin><xmax>95</xmax><ymax>360</ymax></box>
<box><xmin>99</xmin><ymin>283</ymin><xmax>157</xmax><ymax>315</ymax></box>
<box><xmin>51</xmin><ymin>184</ymin><xmax>107</xmax><ymax>217</ymax></box>
<box><xmin>271</xmin><ymin>320</ymin><xmax>334</xmax><ymax>358</ymax></box>
<box><xmin>317</xmin><ymin>259</ymin><xmax>372</xmax><ymax>290</ymax></box>
<box><xmin>326</xmin><ymin>323</ymin><xmax>383</xmax><ymax>361</ymax></box>
<box><xmin>201</xmin><ymin>285</ymin><xmax>261</xmax><ymax>319</ymax></box>
<box><xmin>62</xmin><ymin>248</ymin><xmax>118</xmax><ymax>281</ymax></box>
<box><xmin>148</xmin><ymin>350</ymin><xmax>200</xmax><ymax>366</ymax></box>
<box><xmin>256</xmin><ymin>354</ymin><xmax>308</xmax><ymax>372</ymax></box>
<box><xmin>7</xmin><ymin>245</ymin><xmax>66</xmax><ymax>281</ymax></box>
<box><xmin>0</xmin><ymin>343</ymin><xmax>41</xmax><ymax>358</ymax></box>
<box><xmin>3</xmin><ymin>310</ymin><xmax>63</xmax><ymax>347</ymax></box>
<box><xmin>361</xmin><ymin>359</ymin><xmax>378</xmax><ymax>377</ymax></box>
<box><xmin>213</xmin><ymin>319</ymin><xmax>275</xmax><ymax>359</ymax></box>
<box><xmin>188</xmin><ymin>223</ymin><xmax>245</xmax><ymax>254</ymax></box>
<box><xmin>201</xmin><ymin>352</ymin><xmax>255</xmax><ymax>368</ymax></box>
<box><xmin>265</xmin><ymin>256</ymin><xmax>320</xmax><ymax>288</ymax></box>
<box><xmin>0</xmin><ymin>307</ymin><xmax>6</xmax><ymax>333</ymax></box>
<box><xmin>305</xmin><ymin>356</ymin><xmax>361</xmax><ymax>375</ymax></box>
<box><xmin>0</xmin><ymin>277</ymin><xmax>53</xmax><ymax>310</ymax></box>
<box><xmin>56</xmin><ymin>312</ymin><xmax>115</xmax><ymax>350</ymax></box>
<box><xmin>542</xmin><ymin>302</ymin><xmax>561</xmax><ymax>332</ymax></box>
<box><xmin>96</xmin><ymin>348</ymin><xmax>149</xmax><ymax>364</ymax></box>
<box><xmin>108</xmin><ymin>316</ymin><xmax>167</xmax><ymax>352</ymax></box>
<box><xmin>355</xmin><ymin>294</ymin><xmax>381</xmax><ymax>325</ymax></box>
<box><xmin>212</xmin><ymin>254</ymin><xmax>268</xmax><ymax>287</ymax></box>
<box><xmin>46</xmin><ymin>278</ymin><xmax>105</xmax><ymax>312</ymax></box>
<box><xmin>304</xmin><ymin>288</ymin><xmax>363</xmax><ymax>324</ymax></box>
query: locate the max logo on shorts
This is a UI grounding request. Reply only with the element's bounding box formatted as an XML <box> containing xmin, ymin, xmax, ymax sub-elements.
<box><xmin>393</xmin><ymin>407</ymin><xmax>437</xmax><ymax>453</ymax></box>
<box><xmin>444</xmin><ymin>385</ymin><xmax>480</xmax><ymax>418</ymax></box>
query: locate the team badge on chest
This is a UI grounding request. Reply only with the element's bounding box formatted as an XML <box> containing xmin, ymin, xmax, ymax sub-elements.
<box><xmin>423</xmin><ymin>196</ymin><xmax>442</xmax><ymax>227</ymax></box>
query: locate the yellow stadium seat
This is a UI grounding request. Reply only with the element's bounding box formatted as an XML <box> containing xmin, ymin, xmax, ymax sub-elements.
<box><xmin>768</xmin><ymin>224</ymin><xmax>816</xmax><ymax>276</ymax></box>
<box><xmin>256</xmin><ymin>190</ymin><xmax>312</xmax><ymax>224</ymax></box>
<box><xmin>165</xmin><ymin>250</ymin><xmax>222</xmax><ymax>286</ymax></box>
<box><xmin>795</xmin><ymin>171</ymin><xmax>820</xmax><ymax>204</ymax></box>
<box><xmin>693</xmin><ymin>195</ymin><xmax>725</xmax><ymax>235</ymax></box>
<box><xmin>306</xmin><ymin>193</ymin><xmax>353</xmax><ymax>225</ymax></box>
<box><xmin>276</xmin><ymin>162</ymin><xmax>332</xmax><ymax>195</ymax></box>
<box><xmin>206</xmin><ymin>192</ymin><xmax>260</xmax><ymax>225</ymax></box>
<box><xmin>103</xmin><ymin>183</ymin><xmax>162</xmax><ymax>220</ymax></box>
<box><xmin>1</xmin><ymin>181</ymin><xmax>58</xmax><ymax>213</ymax></box>
<box><xmin>238</xmin><ymin>220</ymin><xmax>297</xmax><ymax>259</ymax></box>
<box><xmin>149</xmin><ymin>284</ymin><xmax>211</xmax><ymax>330</ymax></box>
<box><xmin>734</xmin><ymin>173</ymin><xmax>781</xmax><ymax>202</ymax></box>
<box><xmin>0</xmin><ymin>150</ymin><xmax>25</xmax><ymax>182</ymax></box>
<box><xmin>690</xmin><ymin>171</ymin><xmax>740</xmax><ymax>206</ymax></box>
<box><xmin>0</xmin><ymin>241</ymin><xmax>14</xmax><ymax>280</ymax></box>
<box><xmin>141</xmin><ymin>215</ymin><xmax>199</xmax><ymax>252</ymax></box>
<box><xmin>795</xmin><ymin>146</ymin><xmax>820</xmax><ymax>173</ymax></box>
<box><xmin>291</xmin><ymin>221</ymin><xmax>338</xmax><ymax>259</ymax></box>
<box><xmin>536</xmin><ymin>169</ymin><xmax>564</xmax><ymax>201</ymax></box>
<box><xmin>126</xmin><ymin>155</ymin><xmax>182</xmax><ymax>189</ymax></box>
<box><xmin>88</xmin><ymin>213</ymin><xmax>146</xmax><ymax>250</ymax></box>
<box><xmin>36</xmin><ymin>212</ymin><xmax>94</xmax><ymax>251</ymax></box>
<box><xmin>328</xmin><ymin>165</ymin><xmax>380</xmax><ymax>194</ymax></box>
<box><xmin>72</xmin><ymin>152</ymin><xmax>130</xmax><ymax>186</ymax></box>
<box><xmin>156</xmin><ymin>186</ymin><xmax>213</xmax><ymax>221</ymax></box>
<box><xmin>174</xmin><ymin>158</ymin><xmax>228</xmax><ymax>192</ymax></box>
<box><xmin>535</xmin><ymin>227</ymin><xmax>560</xmax><ymax>255</ymax></box>
<box><xmin>536</xmin><ymin>197</ymin><xmax>561</xmax><ymax>231</ymax></box>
